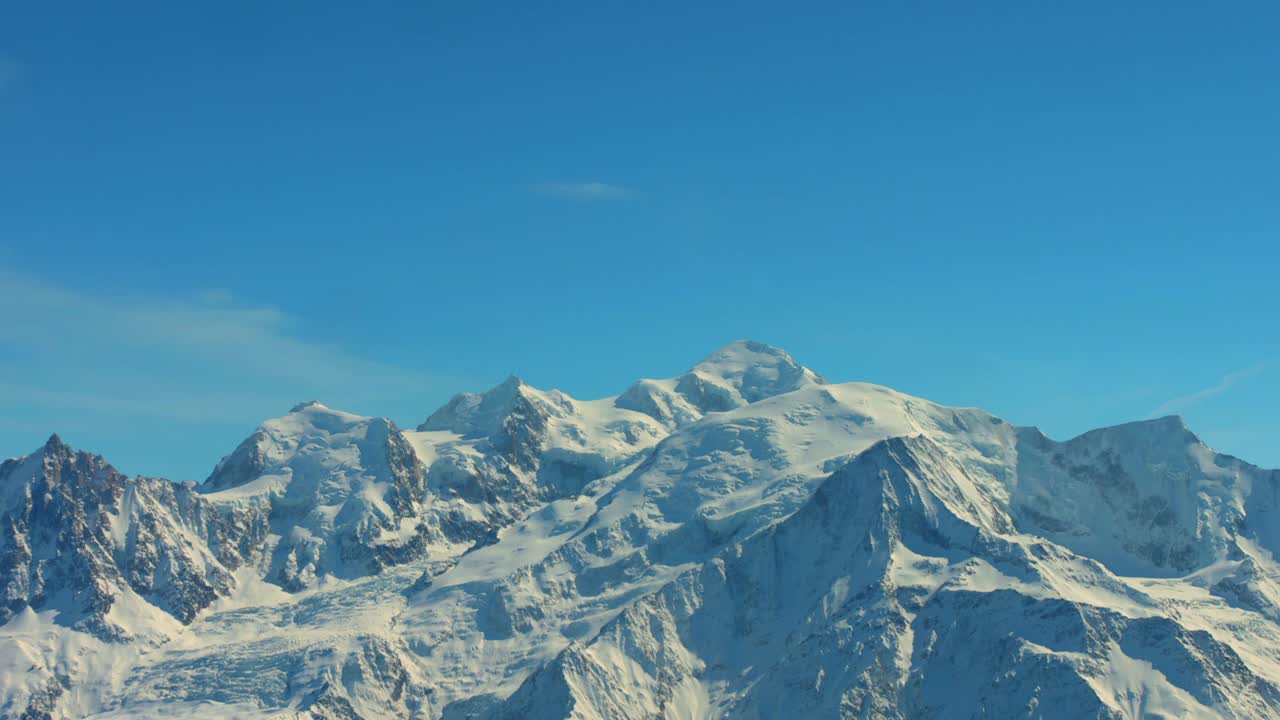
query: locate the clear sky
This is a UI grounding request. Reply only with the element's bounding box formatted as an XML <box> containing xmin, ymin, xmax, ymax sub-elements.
<box><xmin>2</xmin><ymin>2</ymin><xmax>1277</xmax><ymax>480</ymax></box>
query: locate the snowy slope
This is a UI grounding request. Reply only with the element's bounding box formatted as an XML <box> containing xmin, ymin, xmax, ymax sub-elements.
<box><xmin>201</xmin><ymin>401</ymin><xmax>436</xmax><ymax>590</ymax></box>
<box><xmin>3</xmin><ymin>341</ymin><xmax>1280</xmax><ymax>719</ymax></box>
<box><xmin>496</xmin><ymin>433</ymin><xmax>1280</xmax><ymax>719</ymax></box>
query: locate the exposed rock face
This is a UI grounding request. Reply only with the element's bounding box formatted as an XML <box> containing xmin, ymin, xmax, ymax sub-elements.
<box><xmin>0</xmin><ymin>436</ymin><xmax>260</xmax><ymax>639</ymax></box>
<box><xmin>4</xmin><ymin>341</ymin><xmax>1280</xmax><ymax>719</ymax></box>
<box><xmin>412</xmin><ymin>375</ymin><xmax>665</xmax><ymax>553</ymax></box>
<box><xmin>1012</xmin><ymin>417</ymin><xmax>1254</xmax><ymax>576</ymax></box>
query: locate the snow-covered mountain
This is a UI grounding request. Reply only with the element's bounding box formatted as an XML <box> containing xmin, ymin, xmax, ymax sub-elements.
<box><xmin>3</xmin><ymin>341</ymin><xmax>1279</xmax><ymax>719</ymax></box>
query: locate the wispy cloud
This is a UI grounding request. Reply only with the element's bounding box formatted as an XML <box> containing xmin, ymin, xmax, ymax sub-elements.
<box><xmin>533</xmin><ymin>181</ymin><xmax>631</xmax><ymax>200</ymax></box>
<box><xmin>0</xmin><ymin>267</ymin><xmax>463</xmax><ymax>423</ymax></box>
<box><xmin>1148</xmin><ymin>363</ymin><xmax>1267</xmax><ymax>418</ymax></box>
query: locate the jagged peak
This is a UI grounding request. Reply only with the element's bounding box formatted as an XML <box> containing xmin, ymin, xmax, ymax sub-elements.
<box><xmin>817</xmin><ymin>433</ymin><xmax>981</xmax><ymax>506</ymax></box>
<box><xmin>496</xmin><ymin>374</ymin><xmax>527</xmax><ymax>391</ymax></box>
<box><xmin>34</xmin><ymin>433</ymin><xmax>104</xmax><ymax>465</ymax></box>
<box><xmin>9</xmin><ymin>433</ymin><xmax>87</xmax><ymax>465</ymax></box>
<box><xmin>2</xmin><ymin>434</ymin><xmax>122</xmax><ymax>500</ymax></box>
<box><xmin>418</xmin><ymin>374</ymin><xmax>547</xmax><ymax>436</ymax></box>
<box><xmin>837</xmin><ymin>433</ymin><xmax>942</xmax><ymax>474</ymax></box>
<box><xmin>805</xmin><ymin>433</ymin><xmax>1014</xmax><ymax>543</ymax></box>
<box><xmin>807</xmin><ymin>436</ymin><xmax>916</xmax><ymax>507</ymax></box>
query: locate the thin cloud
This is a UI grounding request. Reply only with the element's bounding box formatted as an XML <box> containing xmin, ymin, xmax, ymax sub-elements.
<box><xmin>0</xmin><ymin>267</ymin><xmax>465</xmax><ymax>422</ymax></box>
<box><xmin>533</xmin><ymin>181</ymin><xmax>630</xmax><ymax>200</ymax></box>
<box><xmin>195</xmin><ymin>287</ymin><xmax>236</xmax><ymax>305</ymax></box>
<box><xmin>1148</xmin><ymin>363</ymin><xmax>1267</xmax><ymax>418</ymax></box>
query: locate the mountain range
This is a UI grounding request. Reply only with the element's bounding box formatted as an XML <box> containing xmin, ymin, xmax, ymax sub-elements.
<box><xmin>3</xmin><ymin>341</ymin><xmax>1279</xmax><ymax>719</ymax></box>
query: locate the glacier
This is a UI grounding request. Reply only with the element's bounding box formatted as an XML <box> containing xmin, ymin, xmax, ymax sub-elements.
<box><xmin>2</xmin><ymin>340</ymin><xmax>1279</xmax><ymax>719</ymax></box>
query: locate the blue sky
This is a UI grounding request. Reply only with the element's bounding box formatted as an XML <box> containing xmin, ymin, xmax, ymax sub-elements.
<box><xmin>2</xmin><ymin>2</ymin><xmax>1277</xmax><ymax>479</ymax></box>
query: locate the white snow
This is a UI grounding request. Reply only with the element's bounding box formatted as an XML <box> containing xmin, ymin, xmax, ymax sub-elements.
<box><xmin>4</xmin><ymin>341</ymin><xmax>1280</xmax><ymax>719</ymax></box>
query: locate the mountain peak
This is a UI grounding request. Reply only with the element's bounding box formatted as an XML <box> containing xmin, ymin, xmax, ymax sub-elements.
<box><xmin>1068</xmin><ymin>413</ymin><xmax>1203</xmax><ymax>451</ymax></box>
<box><xmin>693</xmin><ymin>340</ymin><xmax>823</xmax><ymax>384</ymax></box>
<box><xmin>680</xmin><ymin>339</ymin><xmax>824</xmax><ymax>407</ymax></box>
<box><xmin>10</xmin><ymin>345</ymin><xmax>1280</xmax><ymax>718</ymax></box>
<box><xmin>695</xmin><ymin>339</ymin><xmax>793</xmax><ymax>365</ymax></box>
<box><xmin>289</xmin><ymin>400</ymin><xmax>328</xmax><ymax>413</ymax></box>
<box><xmin>205</xmin><ymin>401</ymin><xmax>387</xmax><ymax>492</ymax></box>
<box><xmin>1149</xmin><ymin>413</ymin><xmax>1191</xmax><ymax>430</ymax></box>
<box><xmin>613</xmin><ymin>341</ymin><xmax>826</xmax><ymax>426</ymax></box>
<box><xmin>418</xmin><ymin>374</ymin><xmax>539</xmax><ymax>436</ymax></box>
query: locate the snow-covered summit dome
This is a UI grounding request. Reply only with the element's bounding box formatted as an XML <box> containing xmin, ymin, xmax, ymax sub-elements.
<box><xmin>616</xmin><ymin>340</ymin><xmax>825</xmax><ymax>427</ymax></box>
